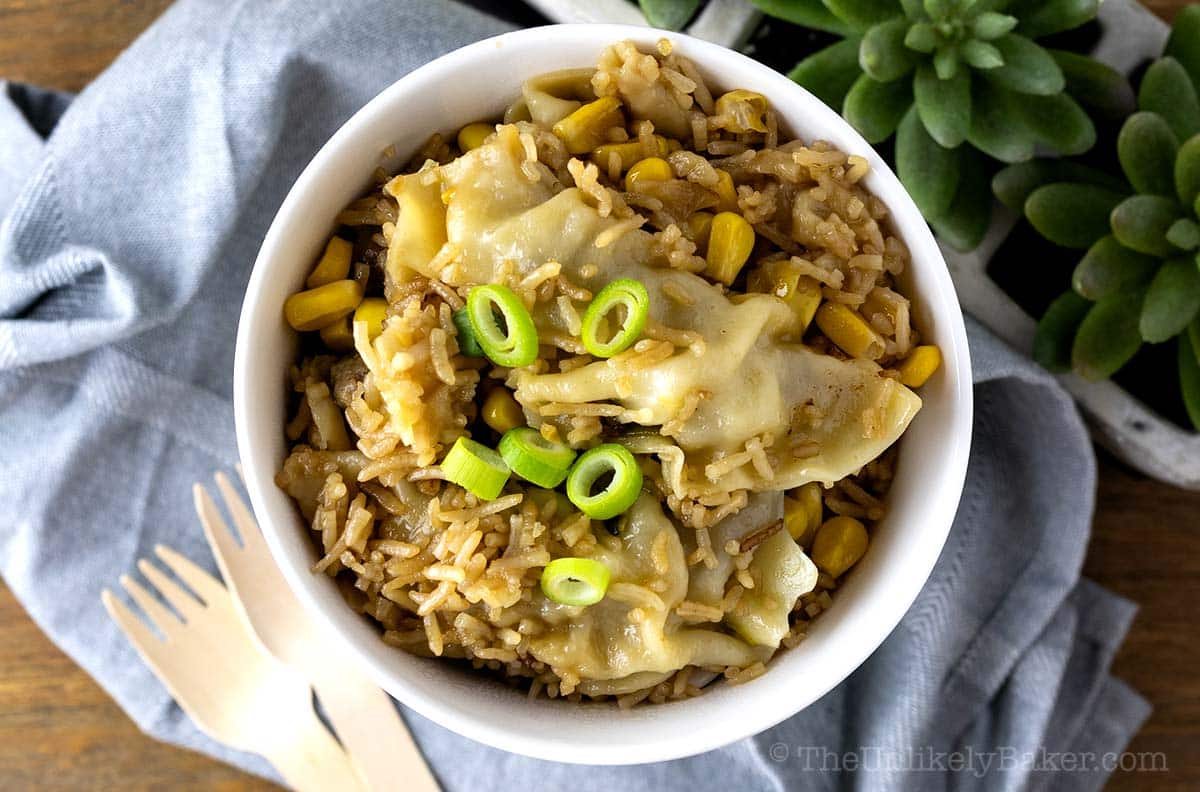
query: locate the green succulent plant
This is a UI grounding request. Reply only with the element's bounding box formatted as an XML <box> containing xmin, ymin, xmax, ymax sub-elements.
<box><xmin>638</xmin><ymin>0</ymin><xmax>702</xmax><ymax>30</ymax></box>
<box><xmin>994</xmin><ymin>6</ymin><xmax>1200</xmax><ymax>430</ymax></box>
<box><xmin>755</xmin><ymin>0</ymin><xmax>1131</xmax><ymax>251</ymax></box>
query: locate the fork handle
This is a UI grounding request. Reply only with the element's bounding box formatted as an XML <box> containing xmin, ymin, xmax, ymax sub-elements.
<box><xmin>257</xmin><ymin>694</ymin><xmax>367</xmax><ymax>792</ymax></box>
<box><xmin>312</xmin><ymin>667</ymin><xmax>441</xmax><ymax>792</ymax></box>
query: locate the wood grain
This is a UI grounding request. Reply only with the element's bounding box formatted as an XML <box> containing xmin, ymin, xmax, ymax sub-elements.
<box><xmin>0</xmin><ymin>1</ymin><xmax>1197</xmax><ymax>790</ymax></box>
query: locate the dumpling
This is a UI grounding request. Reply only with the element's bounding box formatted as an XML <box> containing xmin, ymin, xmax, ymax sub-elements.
<box><xmin>725</xmin><ymin>530</ymin><xmax>817</xmax><ymax>647</ymax></box>
<box><xmin>519</xmin><ymin>68</ymin><xmax>596</xmax><ymax>127</ymax></box>
<box><xmin>519</xmin><ymin>493</ymin><xmax>767</xmax><ymax>682</ymax></box>
<box><xmin>386</xmin><ymin>125</ymin><xmax>922</xmax><ymax>498</ymax></box>
<box><xmin>681</xmin><ymin>491</ymin><xmax>818</xmax><ymax>648</ymax></box>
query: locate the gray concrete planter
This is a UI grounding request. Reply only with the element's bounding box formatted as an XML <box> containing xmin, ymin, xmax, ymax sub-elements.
<box><xmin>529</xmin><ymin>0</ymin><xmax>1200</xmax><ymax>489</ymax></box>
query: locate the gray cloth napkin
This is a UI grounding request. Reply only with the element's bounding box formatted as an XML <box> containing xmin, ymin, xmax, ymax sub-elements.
<box><xmin>0</xmin><ymin>0</ymin><xmax>1151</xmax><ymax>788</ymax></box>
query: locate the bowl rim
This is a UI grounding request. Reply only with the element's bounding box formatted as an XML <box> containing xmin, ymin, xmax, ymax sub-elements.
<box><xmin>234</xmin><ymin>23</ymin><xmax>974</xmax><ymax>765</ymax></box>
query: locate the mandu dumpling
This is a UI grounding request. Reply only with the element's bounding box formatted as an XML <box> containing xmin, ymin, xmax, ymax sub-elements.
<box><xmin>276</xmin><ymin>38</ymin><xmax>942</xmax><ymax>705</ymax></box>
<box><xmin>387</xmin><ymin>125</ymin><xmax>921</xmax><ymax>497</ymax></box>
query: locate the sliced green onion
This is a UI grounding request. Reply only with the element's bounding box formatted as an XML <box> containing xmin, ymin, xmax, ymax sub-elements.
<box><xmin>466</xmin><ymin>284</ymin><xmax>538</xmax><ymax>367</ymax></box>
<box><xmin>580</xmin><ymin>279</ymin><xmax>650</xmax><ymax>358</ymax></box>
<box><xmin>498</xmin><ymin>427</ymin><xmax>577</xmax><ymax>488</ymax></box>
<box><xmin>566</xmin><ymin>443</ymin><xmax>643</xmax><ymax>520</ymax></box>
<box><xmin>440</xmin><ymin>436</ymin><xmax>510</xmax><ymax>500</ymax></box>
<box><xmin>452</xmin><ymin>308</ymin><xmax>484</xmax><ymax>357</ymax></box>
<box><xmin>540</xmin><ymin>557</ymin><xmax>611</xmax><ymax>606</ymax></box>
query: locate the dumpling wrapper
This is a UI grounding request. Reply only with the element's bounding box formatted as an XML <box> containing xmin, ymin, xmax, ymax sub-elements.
<box><xmin>385</xmin><ymin>125</ymin><xmax>922</xmax><ymax>496</ymax></box>
<box><xmin>517</xmin><ymin>494</ymin><xmax>771</xmax><ymax>689</ymax></box>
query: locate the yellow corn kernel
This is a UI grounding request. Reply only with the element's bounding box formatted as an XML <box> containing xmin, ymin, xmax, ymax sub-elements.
<box><xmin>284</xmin><ymin>280</ymin><xmax>363</xmax><ymax>332</ymax></box>
<box><xmin>896</xmin><ymin>345</ymin><xmax>942</xmax><ymax>388</ymax></box>
<box><xmin>684</xmin><ymin>211</ymin><xmax>714</xmax><ymax>252</ymax></box>
<box><xmin>457</xmin><ymin>122</ymin><xmax>494</xmax><ymax>152</ymax></box>
<box><xmin>593</xmin><ymin>136</ymin><xmax>668</xmax><ymax>171</ymax></box>
<box><xmin>784</xmin><ymin>482</ymin><xmax>824</xmax><ymax>547</ymax></box>
<box><xmin>625</xmin><ymin>157</ymin><xmax>673</xmax><ymax>191</ymax></box>
<box><xmin>305</xmin><ymin>236</ymin><xmax>353</xmax><ymax>288</ymax></box>
<box><xmin>714</xmin><ymin>169</ymin><xmax>738</xmax><ymax>212</ymax></box>
<box><xmin>665</xmin><ymin>137</ymin><xmax>684</xmax><ymax>153</ymax></box>
<box><xmin>704</xmin><ymin>212</ymin><xmax>756</xmax><ymax>285</ymax></box>
<box><xmin>811</xmin><ymin>516</ymin><xmax>869</xmax><ymax>577</ymax></box>
<box><xmin>715</xmin><ymin>89</ymin><xmax>769</xmax><ymax>134</ymax></box>
<box><xmin>318</xmin><ymin>315</ymin><xmax>355</xmax><ymax>351</ymax></box>
<box><xmin>482</xmin><ymin>388</ymin><xmax>525</xmax><ymax>433</ymax></box>
<box><xmin>553</xmin><ymin>96</ymin><xmax>624</xmax><ymax>154</ymax></box>
<box><xmin>747</xmin><ymin>259</ymin><xmax>822</xmax><ymax>334</ymax></box>
<box><xmin>353</xmin><ymin>297</ymin><xmax>389</xmax><ymax>342</ymax></box>
<box><xmin>815</xmin><ymin>302</ymin><xmax>884</xmax><ymax>359</ymax></box>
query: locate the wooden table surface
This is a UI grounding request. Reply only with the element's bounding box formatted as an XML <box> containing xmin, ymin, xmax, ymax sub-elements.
<box><xmin>1</xmin><ymin>1</ymin><xmax>1197</xmax><ymax>790</ymax></box>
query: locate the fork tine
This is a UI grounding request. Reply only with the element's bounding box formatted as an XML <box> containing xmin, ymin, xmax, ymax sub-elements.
<box><xmin>196</xmin><ymin>480</ymin><xmax>238</xmax><ymax>550</ymax></box>
<box><xmin>214</xmin><ymin>471</ymin><xmax>262</xmax><ymax>550</ymax></box>
<box><xmin>101</xmin><ymin>589</ymin><xmax>165</xmax><ymax>656</ymax></box>
<box><xmin>196</xmin><ymin>483</ymin><xmax>245</xmax><ymax>588</ymax></box>
<box><xmin>119</xmin><ymin>575</ymin><xmax>181</xmax><ymax>639</ymax></box>
<box><xmin>137</xmin><ymin>559</ymin><xmax>204</xmax><ymax>617</ymax></box>
<box><xmin>153</xmin><ymin>544</ymin><xmax>228</xmax><ymax>605</ymax></box>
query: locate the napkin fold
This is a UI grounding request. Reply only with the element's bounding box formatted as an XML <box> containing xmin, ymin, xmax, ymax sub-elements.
<box><xmin>0</xmin><ymin>1</ymin><xmax>1150</xmax><ymax>789</ymax></box>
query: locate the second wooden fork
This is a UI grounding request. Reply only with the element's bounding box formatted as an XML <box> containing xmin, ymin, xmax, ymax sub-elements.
<box><xmin>102</xmin><ymin>546</ymin><xmax>365</xmax><ymax>792</ymax></box>
<box><xmin>196</xmin><ymin>471</ymin><xmax>441</xmax><ymax>792</ymax></box>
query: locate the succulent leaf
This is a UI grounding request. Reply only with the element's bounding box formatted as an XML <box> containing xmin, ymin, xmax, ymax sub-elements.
<box><xmin>1034</xmin><ymin>290</ymin><xmax>1092</xmax><ymax>372</ymax></box>
<box><xmin>825</xmin><ymin>0</ymin><xmax>902</xmax><ymax>30</ymax></box>
<box><xmin>993</xmin><ymin>160</ymin><xmax>1127</xmax><ymax>211</ymax></box>
<box><xmin>1026</xmin><ymin>183</ymin><xmax>1125</xmax><ymax>249</ymax></box>
<box><xmin>973</xmin><ymin>12</ymin><xmax>1018</xmax><ymax>41</ymax></box>
<box><xmin>1072</xmin><ymin>236</ymin><xmax>1159</xmax><ymax>300</ymax></box>
<box><xmin>1179</xmin><ymin>329</ymin><xmax>1200</xmax><ymax>430</ymax></box>
<box><xmin>747</xmin><ymin>0</ymin><xmax>855</xmax><ymax>34</ymax></box>
<box><xmin>1175</xmin><ymin>135</ymin><xmax>1200</xmax><ymax>207</ymax></box>
<box><xmin>1167</xmin><ymin>219</ymin><xmax>1200</xmax><ymax>251</ymax></box>
<box><xmin>914</xmin><ymin>63</ymin><xmax>972</xmax><ymax>147</ymax></box>
<box><xmin>1111</xmin><ymin>194</ymin><xmax>1186</xmax><ymax>258</ymax></box>
<box><xmin>1140</xmin><ymin>257</ymin><xmax>1200</xmax><ymax>342</ymax></box>
<box><xmin>1138</xmin><ymin>58</ymin><xmax>1200</xmax><ymax>141</ymax></box>
<box><xmin>1052</xmin><ymin>50</ymin><xmax>1135</xmax><ymax>120</ymax></box>
<box><xmin>1014</xmin><ymin>92</ymin><xmax>1096</xmax><ymax>156</ymax></box>
<box><xmin>986</xmin><ymin>35</ymin><xmax>1065</xmax><ymax>96</ymax></box>
<box><xmin>1164</xmin><ymin>5</ymin><xmax>1200</xmax><ymax>88</ymax></box>
<box><xmin>1071</xmin><ymin>291</ymin><xmax>1145</xmax><ymax>381</ymax></box>
<box><xmin>962</xmin><ymin>40</ymin><xmax>1004</xmax><ymax>70</ymax></box>
<box><xmin>905</xmin><ymin>23</ymin><xmax>938</xmax><ymax>53</ymax></box>
<box><xmin>1016</xmin><ymin>0</ymin><xmax>1099</xmax><ymax>40</ymax></box>
<box><xmin>638</xmin><ymin>0</ymin><xmax>702</xmax><ymax>30</ymax></box>
<box><xmin>933</xmin><ymin>46</ymin><xmax>961</xmax><ymax>80</ymax></box>
<box><xmin>928</xmin><ymin>146</ymin><xmax>993</xmax><ymax>251</ymax></box>
<box><xmin>968</xmin><ymin>81</ymin><xmax>1037</xmax><ymax>163</ymax></box>
<box><xmin>788</xmin><ymin>38</ymin><xmax>865</xmax><ymax>109</ymax></box>
<box><xmin>860</xmin><ymin>17</ymin><xmax>919</xmax><ymax>81</ymax></box>
<box><xmin>899</xmin><ymin>0</ymin><xmax>924</xmax><ymax>20</ymax></box>
<box><xmin>896</xmin><ymin>106</ymin><xmax>961</xmax><ymax>220</ymax></box>
<box><xmin>923</xmin><ymin>0</ymin><xmax>954</xmax><ymax>18</ymax></box>
<box><xmin>1117</xmin><ymin>112</ymin><xmax>1180</xmax><ymax>197</ymax></box>
<box><xmin>844</xmin><ymin>74</ymin><xmax>913</xmax><ymax>143</ymax></box>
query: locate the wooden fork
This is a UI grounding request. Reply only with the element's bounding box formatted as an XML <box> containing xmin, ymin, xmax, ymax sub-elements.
<box><xmin>102</xmin><ymin>546</ymin><xmax>366</xmax><ymax>792</ymax></box>
<box><xmin>196</xmin><ymin>471</ymin><xmax>441</xmax><ymax>792</ymax></box>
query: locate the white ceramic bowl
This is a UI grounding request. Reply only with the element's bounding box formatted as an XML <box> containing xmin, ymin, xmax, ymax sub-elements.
<box><xmin>235</xmin><ymin>24</ymin><xmax>973</xmax><ymax>766</ymax></box>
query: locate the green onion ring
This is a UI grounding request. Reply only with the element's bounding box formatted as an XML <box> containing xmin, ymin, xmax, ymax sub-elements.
<box><xmin>580</xmin><ymin>279</ymin><xmax>650</xmax><ymax>358</ymax></box>
<box><xmin>466</xmin><ymin>284</ymin><xmax>538</xmax><ymax>367</ymax></box>
<box><xmin>540</xmin><ymin>557</ymin><xmax>611</xmax><ymax>606</ymax></box>
<box><xmin>566</xmin><ymin>443</ymin><xmax>643</xmax><ymax>520</ymax></box>
<box><xmin>440</xmin><ymin>436</ymin><xmax>510</xmax><ymax>500</ymax></box>
<box><xmin>498</xmin><ymin>427</ymin><xmax>577</xmax><ymax>488</ymax></box>
<box><xmin>452</xmin><ymin>308</ymin><xmax>484</xmax><ymax>357</ymax></box>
